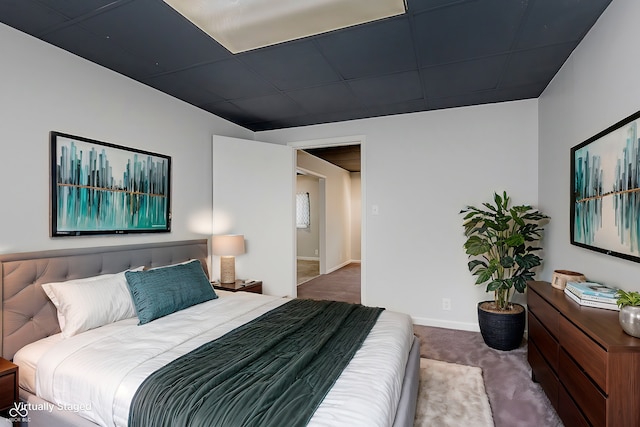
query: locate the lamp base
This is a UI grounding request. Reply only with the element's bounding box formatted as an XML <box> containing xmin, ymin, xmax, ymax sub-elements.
<box><xmin>220</xmin><ymin>256</ymin><xmax>236</xmax><ymax>284</ymax></box>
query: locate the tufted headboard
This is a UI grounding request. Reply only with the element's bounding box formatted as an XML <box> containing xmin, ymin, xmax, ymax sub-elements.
<box><xmin>0</xmin><ymin>239</ymin><xmax>208</xmax><ymax>360</ymax></box>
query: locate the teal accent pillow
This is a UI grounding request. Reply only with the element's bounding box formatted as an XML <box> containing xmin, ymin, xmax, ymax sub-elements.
<box><xmin>125</xmin><ymin>260</ymin><xmax>217</xmax><ymax>325</ymax></box>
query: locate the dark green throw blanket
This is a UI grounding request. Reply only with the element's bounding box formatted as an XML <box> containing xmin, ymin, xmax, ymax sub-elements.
<box><xmin>128</xmin><ymin>299</ymin><xmax>384</xmax><ymax>427</ymax></box>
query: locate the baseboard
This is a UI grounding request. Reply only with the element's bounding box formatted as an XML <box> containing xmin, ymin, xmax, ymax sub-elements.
<box><xmin>411</xmin><ymin>316</ymin><xmax>480</xmax><ymax>332</ymax></box>
<box><xmin>296</xmin><ymin>256</ymin><xmax>319</xmax><ymax>261</ymax></box>
<box><xmin>326</xmin><ymin>260</ymin><xmax>352</xmax><ymax>273</ymax></box>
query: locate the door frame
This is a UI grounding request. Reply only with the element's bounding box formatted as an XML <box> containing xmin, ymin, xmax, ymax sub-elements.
<box><xmin>288</xmin><ymin>135</ymin><xmax>366</xmax><ymax>303</ymax></box>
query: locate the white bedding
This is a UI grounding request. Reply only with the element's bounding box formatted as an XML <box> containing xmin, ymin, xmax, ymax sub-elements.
<box><xmin>14</xmin><ymin>291</ymin><xmax>414</xmax><ymax>427</ymax></box>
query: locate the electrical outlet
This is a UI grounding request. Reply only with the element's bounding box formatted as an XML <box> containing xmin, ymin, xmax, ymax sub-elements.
<box><xmin>442</xmin><ymin>298</ymin><xmax>451</xmax><ymax>311</ymax></box>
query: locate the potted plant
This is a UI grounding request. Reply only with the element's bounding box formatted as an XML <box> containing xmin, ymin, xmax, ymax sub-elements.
<box><xmin>460</xmin><ymin>191</ymin><xmax>549</xmax><ymax>350</ymax></box>
<box><xmin>616</xmin><ymin>290</ymin><xmax>640</xmax><ymax>338</ymax></box>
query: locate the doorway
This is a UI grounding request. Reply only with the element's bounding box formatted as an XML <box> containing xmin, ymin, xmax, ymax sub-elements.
<box><xmin>289</xmin><ymin>136</ymin><xmax>365</xmax><ymax>301</ymax></box>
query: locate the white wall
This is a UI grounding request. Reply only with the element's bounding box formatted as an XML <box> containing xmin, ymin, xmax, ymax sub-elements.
<box><xmin>296</xmin><ymin>175</ymin><xmax>320</xmax><ymax>259</ymax></box>
<box><xmin>539</xmin><ymin>0</ymin><xmax>640</xmax><ymax>292</ymax></box>
<box><xmin>259</xmin><ymin>100</ymin><xmax>539</xmax><ymax>330</ymax></box>
<box><xmin>0</xmin><ymin>23</ymin><xmax>252</xmax><ymax>256</ymax></box>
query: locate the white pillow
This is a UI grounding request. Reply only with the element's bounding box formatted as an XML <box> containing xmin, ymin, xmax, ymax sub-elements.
<box><xmin>42</xmin><ymin>267</ymin><xmax>143</xmax><ymax>338</ymax></box>
<box><xmin>146</xmin><ymin>259</ymin><xmax>199</xmax><ymax>270</ymax></box>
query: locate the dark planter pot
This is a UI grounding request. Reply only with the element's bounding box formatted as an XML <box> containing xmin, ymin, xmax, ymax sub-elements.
<box><xmin>477</xmin><ymin>301</ymin><xmax>526</xmax><ymax>351</ymax></box>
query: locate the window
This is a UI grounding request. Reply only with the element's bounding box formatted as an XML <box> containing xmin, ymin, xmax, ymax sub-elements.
<box><xmin>296</xmin><ymin>192</ymin><xmax>310</xmax><ymax>229</ymax></box>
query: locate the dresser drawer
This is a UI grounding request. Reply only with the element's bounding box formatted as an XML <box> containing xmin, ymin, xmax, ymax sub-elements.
<box><xmin>528</xmin><ymin>338</ymin><xmax>559</xmax><ymax>409</ymax></box>
<box><xmin>559</xmin><ymin>315</ymin><xmax>607</xmax><ymax>391</ymax></box>
<box><xmin>558</xmin><ymin>384</ymin><xmax>590</xmax><ymax>427</ymax></box>
<box><xmin>528</xmin><ymin>289</ymin><xmax>559</xmax><ymax>338</ymax></box>
<box><xmin>528</xmin><ymin>311</ymin><xmax>559</xmax><ymax>372</ymax></box>
<box><xmin>559</xmin><ymin>349</ymin><xmax>606</xmax><ymax>426</ymax></box>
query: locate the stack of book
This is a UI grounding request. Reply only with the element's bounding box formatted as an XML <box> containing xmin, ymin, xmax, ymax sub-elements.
<box><xmin>564</xmin><ymin>281</ymin><xmax>620</xmax><ymax>311</ymax></box>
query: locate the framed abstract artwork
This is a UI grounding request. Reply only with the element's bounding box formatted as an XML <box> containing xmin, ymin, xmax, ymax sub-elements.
<box><xmin>50</xmin><ymin>131</ymin><xmax>171</xmax><ymax>236</ymax></box>
<box><xmin>571</xmin><ymin>110</ymin><xmax>640</xmax><ymax>263</ymax></box>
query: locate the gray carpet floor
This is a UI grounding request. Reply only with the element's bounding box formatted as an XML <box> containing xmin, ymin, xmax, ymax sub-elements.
<box><xmin>413</xmin><ymin>325</ymin><xmax>563</xmax><ymax>427</ymax></box>
<box><xmin>297</xmin><ymin>263</ymin><xmax>360</xmax><ymax>304</ymax></box>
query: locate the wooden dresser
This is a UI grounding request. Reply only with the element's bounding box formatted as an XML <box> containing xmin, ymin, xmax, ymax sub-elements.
<box><xmin>527</xmin><ymin>281</ymin><xmax>640</xmax><ymax>426</ymax></box>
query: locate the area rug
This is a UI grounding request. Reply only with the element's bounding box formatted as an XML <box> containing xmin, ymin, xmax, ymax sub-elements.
<box><xmin>415</xmin><ymin>358</ymin><xmax>494</xmax><ymax>427</ymax></box>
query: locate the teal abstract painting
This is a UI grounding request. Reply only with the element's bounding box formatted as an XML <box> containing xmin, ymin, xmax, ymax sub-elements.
<box><xmin>571</xmin><ymin>111</ymin><xmax>640</xmax><ymax>263</ymax></box>
<box><xmin>50</xmin><ymin>132</ymin><xmax>171</xmax><ymax>236</ymax></box>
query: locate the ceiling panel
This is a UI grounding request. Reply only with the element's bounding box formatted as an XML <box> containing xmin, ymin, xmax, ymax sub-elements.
<box><xmin>315</xmin><ymin>17</ymin><xmax>416</xmax><ymax>79</ymax></box>
<box><xmin>231</xmin><ymin>94</ymin><xmax>303</xmax><ymax>122</ymax></box>
<box><xmin>286</xmin><ymin>83</ymin><xmax>364</xmax><ymax>115</ymax></box>
<box><xmin>421</xmin><ymin>55</ymin><xmax>507</xmax><ymax>99</ymax></box>
<box><xmin>348</xmin><ymin>71</ymin><xmax>423</xmax><ymax>107</ymax></box>
<box><xmin>43</xmin><ymin>24</ymin><xmax>161</xmax><ymax>80</ymax></box>
<box><xmin>239</xmin><ymin>40</ymin><xmax>341</xmax><ymax>91</ymax></box>
<box><xmin>517</xmin><ymin>0</ymin><xmax>612</xmax><ymax>49</ymax></box>
<box><xmin>144</xmin><ymin>72</ymin><xmax>225</xmax><ymax>106</ymax></box>
<box><xmin>0</xmin><ymin>0</ymin><xmax>613</xmax><ymax>131</ymax></box>
<box><xmin>413</xmin><ymin>0</ymin><xmax>527</xmax><ymax>68</ymax></box>
<box><xmin>304</xmin><ymin>145</ymin><xmax>362</xmax><ymax>173</ymax></box>
<box><xmin>38</xmin><ymin>0</ymin><xmax>117</xmax><ymax>18</ymax></box>
<box><xmin>501</xmin><ymin>43</ymin><xmax>578</xmax><ymax>88</ymax></box>
<box><xmin>79</xmin><ymin>0</ymin><xmax>230</xmax><ymax>72</ymax></box>
<box><xmin>171</xmin><ymin>59</ymin><xmax>278</xmax><ymax>100</ymax></box>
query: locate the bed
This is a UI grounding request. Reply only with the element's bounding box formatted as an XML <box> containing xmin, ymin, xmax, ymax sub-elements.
<box><xmin>0</xmin><ymin>239</ymin><xmax>419</xmax><ymax>427</ymax></box>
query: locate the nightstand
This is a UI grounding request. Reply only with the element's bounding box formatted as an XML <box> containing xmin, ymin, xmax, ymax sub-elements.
<box><xmin>0</xmin><ymin>358</ymin><xmax>18</xmax><ymax>411</ymax></box>
<box><xmin>212</xmin><ymin>280</ymin><xmax>262</xmax><ymax>294</ymax></box>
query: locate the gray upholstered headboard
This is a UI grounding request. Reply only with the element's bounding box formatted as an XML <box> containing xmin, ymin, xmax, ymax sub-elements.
<box><xmin>0</xmin><ymin>239</ymin><xmax>208</xmax><ymax>360</ymax></box>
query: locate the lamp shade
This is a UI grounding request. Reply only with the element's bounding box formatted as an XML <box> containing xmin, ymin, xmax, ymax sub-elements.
<box><xmin>211</xmin><ymin>235</ymin><xmax>245</xmax><ymax>256</ymax></box>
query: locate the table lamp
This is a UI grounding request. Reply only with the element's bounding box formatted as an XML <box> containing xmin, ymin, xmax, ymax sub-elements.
<box><xmin>211</xmin><ymin>234</ymin><xmax>245</xmax><ymax>284</ymax></box>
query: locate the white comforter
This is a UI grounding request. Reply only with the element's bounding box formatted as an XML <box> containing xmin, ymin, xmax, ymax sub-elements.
<box><xmin>19</xmin><ymin>292</ymin><xmax>414</xmax><ymax>427</ymax></box>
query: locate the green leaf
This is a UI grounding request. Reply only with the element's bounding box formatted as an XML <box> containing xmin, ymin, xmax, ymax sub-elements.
<box><xmin>482</xmin><ymin>202</ymin><xmax>498</xmax><ymax>212</ymax></box>
<box><xmin>464</xmin><ymin>236</ymin><xmax>491</xmax><ymax>255</ymax></box>
<box><xmin>476</xmin><ymin>268</ymin><xmax>494</xmax><ymax>284</ymax></box>
<box><xmin>501</xmin><ymin>191</ymin><xmax>509</xmax><ymax>209</ymax></box>
<box><xmin>615</xmin><ymin>290</ymin><xmax>640</xmax><ymax>307</ymax></box>
<box><xmin>510</xmin><ymin>209</ymin><xmax>526</xmax><ymax>226</ymax></box>
<box><xmin>511</xmin><ymin>205</ymin><xmax>532</xmax><ymax>213</ymax></box>
<box><xmin>505</xmin><ymin>234</ymin><xmax>525</xmax><ymax>247</ymax></box>
<box><xmin>487</xmin><ymin>280</ymin><xmax>505</xmax><ymax>291</ymax></box>
<box><xmin>467</xmin><ymin>259</ymin><xmax>487</xmax><ymax>273</ymax></box>
<box><xmin>500</xmin><ymin>256</ymin><xmax>514</xmax><ymax>268</ymax></box>
<box><xmin>512</xmin><ymin>276</ymin><xmax>528</xmax><ymax>293</ymax></box>
<box><xmin>515</xmin><ymin>253</ymin><xmax>542</xmax><ymax>269</ymax></box>
<box><xmin>462</xmin><ymin>211</ymin><xmax>478</xmax><ymax>220</ymax></box>
<box><xmin>493</xmin><ymin>192</ymin><xmax>503</xmax><ymax>208</ymax></box>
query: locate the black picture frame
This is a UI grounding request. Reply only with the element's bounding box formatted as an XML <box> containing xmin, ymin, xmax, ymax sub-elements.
<box><xmin>570</xmin><ymin>110</ymin><xmax>640</xmax><ymax>263</ymax></box>
<box><xmin>50</xmin><ymin>131</ymin><xmax>171</xmax><ymax>236</ymax></box>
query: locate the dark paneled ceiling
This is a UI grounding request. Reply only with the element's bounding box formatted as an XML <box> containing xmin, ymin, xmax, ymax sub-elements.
<box><xmin>305</xmin><ymin>145</ymin><xmax>361</xmax><ymax>173</ymax></box>
<box><xmin>1</xmin><ymin>0</ymin><xmax>611</xmax><ymax>132</ymax></box>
